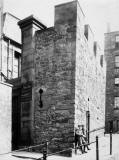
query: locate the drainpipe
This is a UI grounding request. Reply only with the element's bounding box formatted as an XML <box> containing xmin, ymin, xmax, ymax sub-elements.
<box><xmin>7</xmin><ymin>39</ymin><xmax>10</xmax><ymax>78</ymax></box>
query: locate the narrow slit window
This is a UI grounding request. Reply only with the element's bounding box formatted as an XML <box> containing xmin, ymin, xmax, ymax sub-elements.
<box><xmin>115</xmin><ymin>56</ymin><xmax>119</xmax><ymax>68</ymax></box>
<box><xmin>114</xmin><ymin>97</ymin><xmax>119</xmax><ymax>108</ymax></box>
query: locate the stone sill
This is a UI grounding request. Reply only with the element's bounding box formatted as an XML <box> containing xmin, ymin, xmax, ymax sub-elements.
<box><xmin>115</xmin><ymin>67</ymin><xmax>119</xmax><ymax>69</ymax></box>
<box><xmin>114</xmin><ymin>108</ymin><xmax>119</xmax><ymax>110</ymax></box>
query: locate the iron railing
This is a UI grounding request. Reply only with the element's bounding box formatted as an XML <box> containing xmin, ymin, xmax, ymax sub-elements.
<box><xmin>0</xmin><ymin>127</ymin><xmax>114</xmax><ymax>160</ymax></box>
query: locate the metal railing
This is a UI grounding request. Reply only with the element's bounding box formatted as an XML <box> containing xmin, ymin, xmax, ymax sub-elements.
<box><xmin>39</xmin><ymin>131</ymin><xmax>113</xmax><ymax>160</ymax></box>
<box><xmin>37</xmin><ymin>137</ymin><xmax>98</xmax><ymax>160</ymax></box>
<box><xmin>0</xmin><ymin>127</ymin><xmax>114</xmax><ymax>160</ymax></box>
<box><xmin>89</xmin><ymin>126</ymin><xmax>105</xmax><ymax>133</ymax></box>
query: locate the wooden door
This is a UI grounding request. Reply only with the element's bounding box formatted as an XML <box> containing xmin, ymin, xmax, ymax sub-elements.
<box><xmin>12</xmin><ymin>96</ymin><xmax>21</xmax><ymax>150</ymax></box>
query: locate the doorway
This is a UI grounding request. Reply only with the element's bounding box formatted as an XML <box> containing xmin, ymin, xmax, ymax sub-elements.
<box><xmin>12</xmin><ymin>95</ymin><xmax>21</xmax><ymax>150</ymax></box>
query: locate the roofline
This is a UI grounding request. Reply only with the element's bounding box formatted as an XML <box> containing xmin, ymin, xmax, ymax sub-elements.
<box><xmin>55</xmin><ymin>0</ymin><xmax>75</xmax><ymax>8</ymax></box>
<box><xmin>18</xmin><ymin>15</ymin><xmax>47</xmax><ymax>30</ymax></box>
<box><xmin>3</xmin><ymin>12</ymin><xmax>20</xmax><ymax>20</ymax></box>
<box><xmin>36</xmin><ymin>26</ymin><xmax>54</xmax><ymax>34</ymax></box>
<box><xmin>77</xmin><ymin>0</ymin><xmax>85</xmax><ymax>17</ymax></box>
<box><xmin>2</xmin><ymin>34</ymin><xmax>22</xmax><ymax>49</ymax></box>
<box><xmin>104</xmin><ymin>31</ymin><xmax>119</xmax><ymax>35</ymax></box>
<box><xmin>55</xmin><ymin>0</ymin><xmax>85</xmax><ymax>17</ymax></box>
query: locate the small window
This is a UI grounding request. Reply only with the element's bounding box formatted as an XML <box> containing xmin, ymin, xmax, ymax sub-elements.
<box><xmin>14</xmin><ymin>51</ymin><xmax>21</xmax><ymax>58</ymax></box>
<box><xmin>13</xmin><ymin>51</ymin><xmax>21</xmax><ymax>78</ymax></box>
<box><xmin>114</xmin><ymin>97</ymin><xmax>119</xmax><ymax>108</ymax></box>
<box><xmin>8</xmin><ymin>70</ymin><xmax>12</xmax><ymax>79</ymax></box>
<box><xmin>115</xmin><ymin>56</ymin><xmax>119</xmax><ymax>67</ymax></box>
<box><xmin>116</xmin><ymin>36</ymin><xmax>119</xmax><ymax>42</ymax></box>
<box><xmin>94</xmin><ymin>42</ymin><xmax>97</xmax><ymax>56</ymax></box>
<box><xmin>115</xmin><ymin>78</ymin><xmax>119</xmax><ymax>85</ymax></box>
<box><xmin>115</xmin><ymin>36</ymin><xmax>119</xmax><ymax>48</ymax></box>
<box><xmin>100</xmin><ymin>55</ymin><xmax>103</xmax><ymax>67</ymax></box>
<box><xmin>115</xmin><ymin>68</ymin><xmax>119</xmax><ymax>74</ymax></box>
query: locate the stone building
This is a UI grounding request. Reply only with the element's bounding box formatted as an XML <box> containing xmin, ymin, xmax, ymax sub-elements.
<box><xmin>0</xmin><ymin>81</ymin><xmax>12</xmax><ymax>153</ymax></box>
<box><xmin>0</xmin><ymin>11</ymin><xmax>21</xmax><ymax>81</ymax></box>
<box><xmin>9</xmin><ymin>0</ymin><xmax>105</xmax><ymax>154</ymax></box>
<box><xmin>0</xmin><ymin>0</ymin><xmax>3</xmax><ymax>71</ymax></box>
<box><xmin>105</xmin><ymin>31</ymin><xmax>119</xmax><ymax>133</ymax></box>
<box><xmin>0</xmin><ymin>0</ymin><xmax>12</xmax><ymax>154</ymax></box>
<box><xmin>0</xmin><ymin>0</ymin><xmax>23</xmax><ymax>153</ymax></box>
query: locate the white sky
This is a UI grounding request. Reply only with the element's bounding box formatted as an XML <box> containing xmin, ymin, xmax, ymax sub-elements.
<box><xmin>3</xmin><ymin>0</ymin><xmax>119</xmax><ymax>50</ymax></box>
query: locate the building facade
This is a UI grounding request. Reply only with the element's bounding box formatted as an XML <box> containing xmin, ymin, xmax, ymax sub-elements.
<box><xmin>0</xmin><ymin>81</ymin><xmax>12</xmax><ymax>154</ymax></box>
<box><xmin>0</xmin><ymin>12</ymin><xmax>21</xmax><ymax>81</ymax></box>
<box><xmin>9</xmin><ymin>0</ymin><xmax>106</xmax><ymax>153</ymax></box>
<box><xmin>105</xmin><ymin>31</ymin><xmax>119</xmax><ymax>133</ymax></box>
<box><xmin>0</xmin><ymin>0</ymin><xmax>19</xmax><ymax>154</ymax></box>
<box><xmin>0</xmin><ymin>0</ymin><xmax>3</xmax><ymax>72</ymax></box>
<box><xmin>0</xmin><ymin>0</ymin><xmax>22</xmax><ymax>152</ymax></box>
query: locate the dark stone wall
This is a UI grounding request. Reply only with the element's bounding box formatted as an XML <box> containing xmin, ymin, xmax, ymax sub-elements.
<box><xmin>33</xmin><ymin>0</ymin><xmax>106</xmax><ymax>153</ymax></box>
<box><xmin>19</xmin><ymin>21</ymin><xmax>41</xmax><ymax>145</ymax></box>
<box><xmin>33</xmin><ymin>1</ymin><xmax>77</xmax><ymax>153</ymax></box>
<box><xmin>18</xmin><ymin>0</ymin><xmax>106</xmax><ymax>155</ymax></box>
<box><xmin>105</xmin><ymin>32</ymin><xmax>119</xmax><ymax>132</ymax></box>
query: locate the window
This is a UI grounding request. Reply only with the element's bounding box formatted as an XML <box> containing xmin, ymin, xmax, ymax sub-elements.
<box><xmin>115</xmin><ymin>78</ymin><xmax>119</xmax><ymax>85</ymax></box>
<box><xmin>13</xmin><ymin>51</ymin><xmax>21</xmax><ymax>78</ymax></box>
<box><xmin>94</xmin><ymin>42</ymin><xmax>97</xmax><ymax>56</ymax></box>
<box><xmin>115</xmin><ymin>56</ymin><xmax>119</xmax><ymax>67</ymax></box>
<box><xmin>116</xmin><ymin>36</ymin><xmax>119</xmax><ymax>42</ymax></box>
<box><xmin>8</xmin><ymin>70</ymin><xmax>12</xmax><ymax>79</ymax></box>
<box><xmin>100</xmin><ymin>55</ymin><xmax>103</xmax><ymax>67</ymax></box>
<box><xmin>114</xmin><ymin>97</ymin><xmax>119</xmax><ymax>108</ymax></box>
<box><xmin>115</xmin><ymin>35</ymin><xmax>119</xmax><ymax>48</ymax></box>
<box><xmin>8</xmin><ymin>48</ymin><xmax>13</xmax><ymax>71</ymax></box>
<box><xmin>2</xmin><ymin>43</ymin><xmax>8</xmax><ymax>76</ymax></box>
<box><xmin>115</xmin><ymin>68</ymin><xmax>119</xmax><ymax>74</ymax></box>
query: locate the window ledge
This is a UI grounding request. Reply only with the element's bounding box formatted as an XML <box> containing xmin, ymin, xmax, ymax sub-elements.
<box><xmin>114</xmin><ymin>108</ymin><xmax>119</xmax><ymax>110</ymax></box>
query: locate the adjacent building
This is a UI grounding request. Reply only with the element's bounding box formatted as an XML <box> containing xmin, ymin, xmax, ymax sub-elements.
<box><xmin>8</xmin><ymin>0</ymin><xmax>106</xmax><ymax>154</ymax></box>
<box><xmin>0</xmin><ymin>12</ymin><xmax>21</xmax><ymax>81</ymax></box>
<box><xmin>0</xmin><ymin>0</ymin><xmax>3</xmax><ymax>72</ymax></box>
<box><xmin>0</xmin><ymin>0</ymin><xmax>21</xmax><ymax>153</ymax></box>
<box><xmin>0</xmin><ymin>0</ymin><xmax>13</xmax><ymax>154</ymax></box>
<box><xmin>105</xmin><ymin>31</ymin><xmax>119</xmax><ymax>132</ymax></box>
<box><xmin>0</xmin><ymin>81</ymin><xmax>12</xmax><ymax>154</ymax></box>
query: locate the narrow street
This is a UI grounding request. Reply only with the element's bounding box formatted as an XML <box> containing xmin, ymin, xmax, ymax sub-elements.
<box><xmin>1</xmin><ymin>134</ymin><xmax>119</xmax><ymax>160</ymax></box>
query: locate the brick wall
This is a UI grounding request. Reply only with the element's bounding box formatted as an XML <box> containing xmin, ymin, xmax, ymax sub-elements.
<box><xmin>0</xmin><ymin>81</ymin><xmax>12</xmax><ymax>153</ymax></box>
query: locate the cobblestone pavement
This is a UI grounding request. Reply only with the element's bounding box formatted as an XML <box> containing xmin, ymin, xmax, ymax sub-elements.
<box><xmin>1</xmin><ymin>134</ymin><xmax>119</xmax><ymax>160</ymax></box>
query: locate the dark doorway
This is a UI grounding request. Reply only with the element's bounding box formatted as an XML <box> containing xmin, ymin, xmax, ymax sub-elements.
<box><xmin>12</xmin><ymin>95</ymin><xmax>21</xmax><ymax>150</ymax></box>
<box><xmin>117</xmin><ymin>120</ymin><xmax>119</xmax><ymax>132</ymax></box>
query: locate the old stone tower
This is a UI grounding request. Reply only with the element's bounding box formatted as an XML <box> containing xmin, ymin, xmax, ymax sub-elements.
<box><xmin>10</xmin><ymin>0</ymin><xmax>105</xmax><ymax>154</ymax></box>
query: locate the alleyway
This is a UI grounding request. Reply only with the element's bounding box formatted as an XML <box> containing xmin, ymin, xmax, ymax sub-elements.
<box><xmin>1</xmin><ymin>134</ymin><xmax>119</xmax><ymax>160</ymax></box>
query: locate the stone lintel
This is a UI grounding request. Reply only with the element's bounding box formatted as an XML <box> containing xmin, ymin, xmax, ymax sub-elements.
<box><xmin>18</xmin><ymin>15</ymin><xmax>47</xmax><ymax>30</ymax></box>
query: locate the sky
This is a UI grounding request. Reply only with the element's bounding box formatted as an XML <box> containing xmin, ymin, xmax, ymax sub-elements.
<box><xmin>3</xmin><ymin>0</ymin><xmax>119</xmax><ymax>50</ymax></box>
